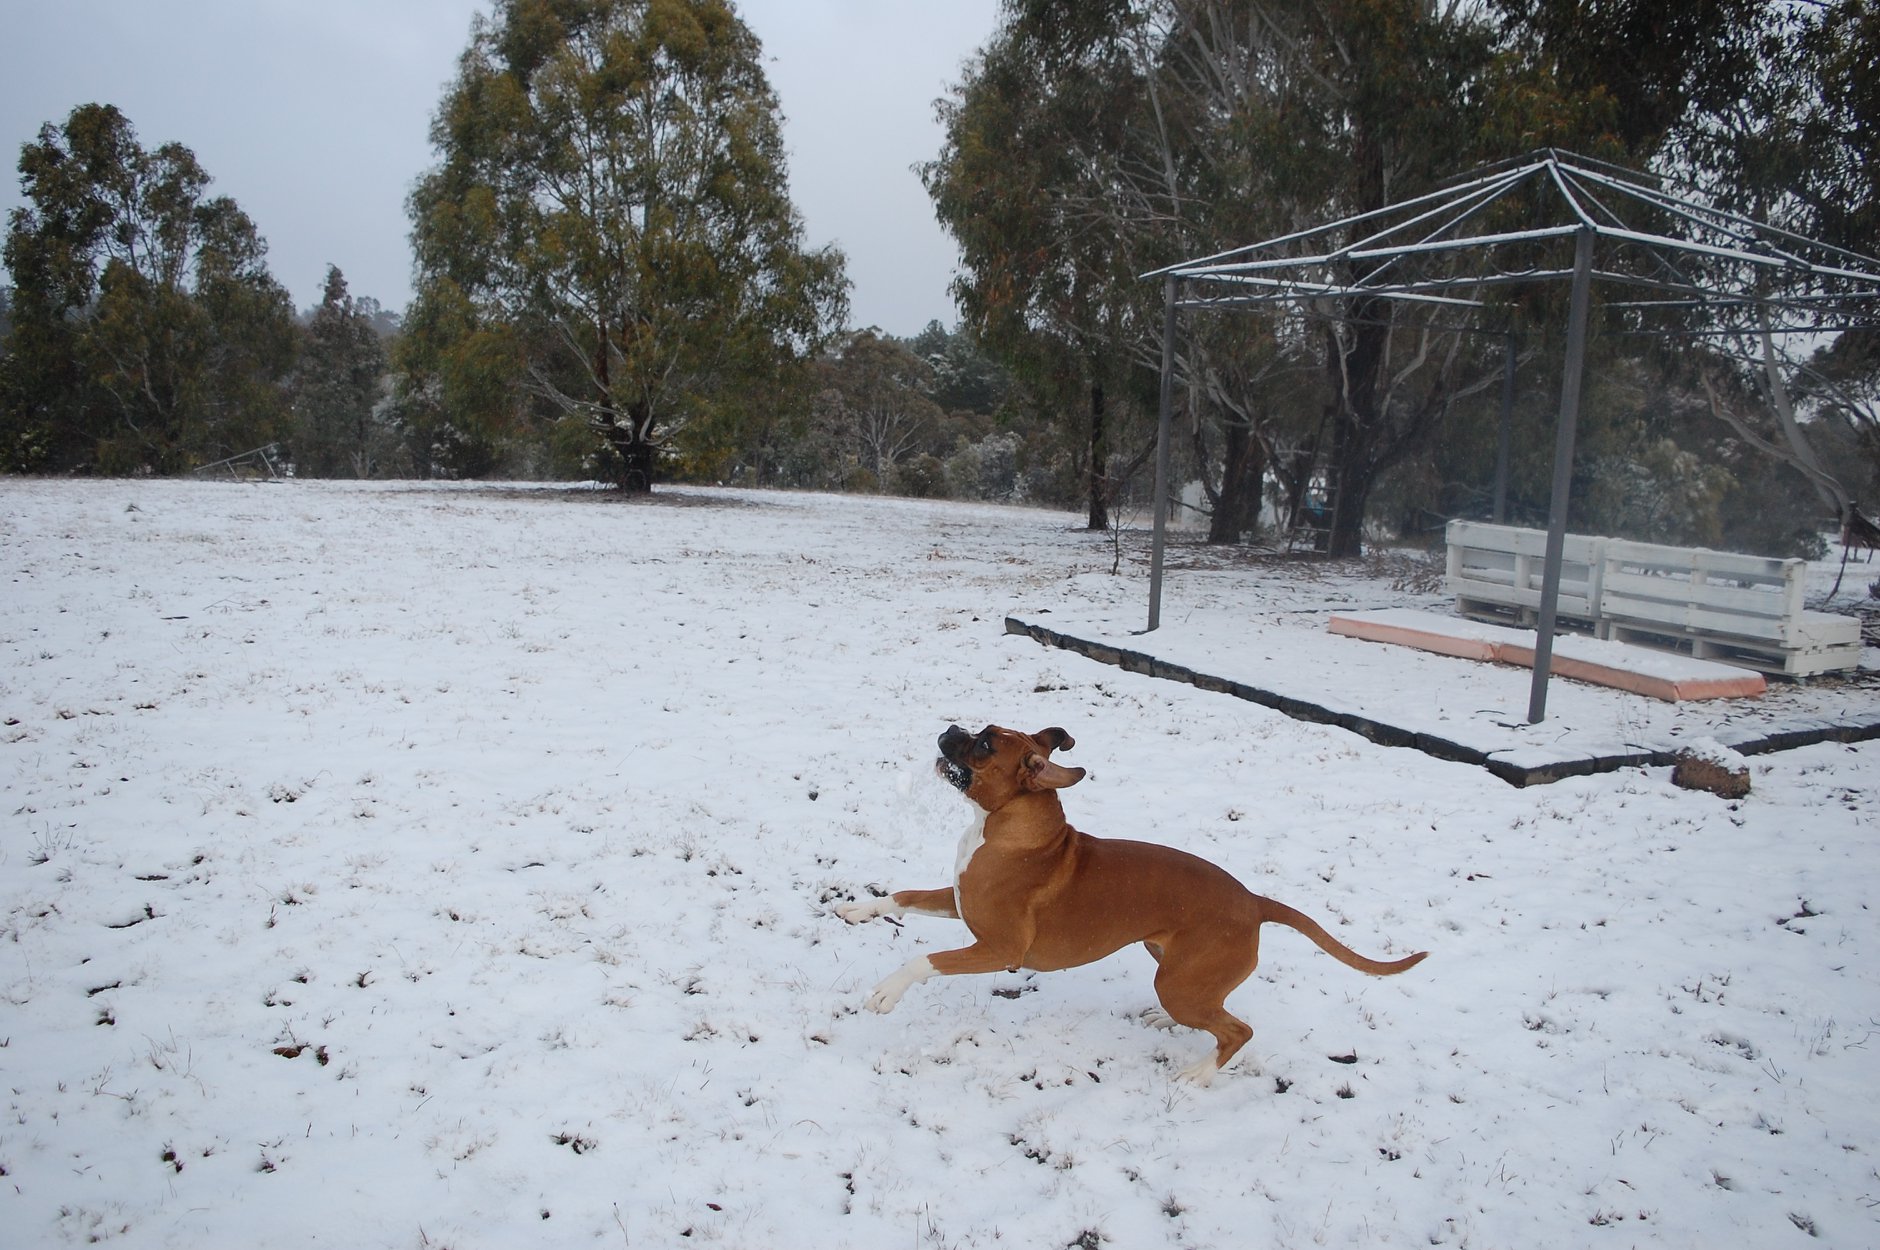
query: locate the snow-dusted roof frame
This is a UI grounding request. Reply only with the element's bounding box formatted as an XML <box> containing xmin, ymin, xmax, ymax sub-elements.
<box><xmin>1141</xmin><ymin>149</ymin><xmax>1880</xmax><ymax>723</ymax></box>
<box><xmin>1149</xmin><ymin>149</ymin><xmax>1880</xmax><ymax>326</ymax></box>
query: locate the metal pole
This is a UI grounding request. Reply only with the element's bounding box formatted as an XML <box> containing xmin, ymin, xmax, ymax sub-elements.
<box><xmin>1492</xmin><ymin>329</ymin><xmax>1516</xmax><ymax>525</ymax></box>
<box><xmin>1147</xmin><ymin>276</ymin><xmax>1179</xmax><ymax>632</ymax></box>
<box><xmin>1528</xmin><ymin>226</ymin><xmax>1596</xmax><ymax>724</ymax></box>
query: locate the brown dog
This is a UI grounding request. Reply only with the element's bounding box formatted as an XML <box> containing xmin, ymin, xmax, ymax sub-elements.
<box><xmin>836</xmin><ymin>724</ymin><xmax>1427</xmax><ymax>1084</ymax></box>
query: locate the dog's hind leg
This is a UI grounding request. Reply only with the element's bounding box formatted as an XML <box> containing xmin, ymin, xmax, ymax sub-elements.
<box><xmin>1150</xmin><ymin>934</ymin><xmax>1260</xmax><ymax>1085</ymax></box>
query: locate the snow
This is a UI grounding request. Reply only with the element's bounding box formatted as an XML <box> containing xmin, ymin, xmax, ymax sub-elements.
<box><xmin>1679</xmin><ymin>739</ymin><xmax>1750</xmax><ymax>771</ymax></box>
<box><xmin>2</xmin><ymin>478</ymin><xmax>1876</xmax><ymax>1249</ymax></box>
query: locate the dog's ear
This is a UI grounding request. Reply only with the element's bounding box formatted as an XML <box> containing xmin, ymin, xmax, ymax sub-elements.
<box><xmin>1022</xmin><ymin>753</ymin><xmax>1085</xmax><ymax>791</ymax></box>
<box><xmin>1032</xmin><ymin>727</ymin><xmax>1074</xmax><ymax>755</ymax></box>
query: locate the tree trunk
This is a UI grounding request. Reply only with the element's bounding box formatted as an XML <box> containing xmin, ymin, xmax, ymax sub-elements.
<box><xmin>1319</xmin><ymin>135</ymin><xmax>1392</xmax><ymax>559</ymax></box>
<box><xmin>1323</xmin><ymin>311</ymin><xmax>1388</xmax><ymax>558</ymax></box>
<box><xmin>1274</xmin><ymin>448</ymin><xmax>1311</xmax><ymax>536</ymax></box>
<box><xmin>1086</xmin><ymin>379</ymin><xmax>1108</xmax><ymax>531</ymax></box>
<box><xmin>1206</xmin><ymin>417</ymin><xmax>1266</xmax><ymax>544</ymax></box>
<box><xmin>621</xmin><ymin>436</ymin><xmax>655</xmax><ymax>493</ymax></box>
<box><xmin>605</xmin><ymin>426</ymin><xmax>655</xmax><ymax>493</ymax></box>
<box><xmin>598</xmin><ymin>409</ymin><xmax>656</xmax><ymax>494</ymax></box>
<box><xmin>593</xmin><ymin>321</ymin><xmax>654</xmax><ymax>494</ymax></box>
<box><xmin>1325</xmin><ymin>446</ymin><xmax>1372</xmax><ymax>557</ymax></box>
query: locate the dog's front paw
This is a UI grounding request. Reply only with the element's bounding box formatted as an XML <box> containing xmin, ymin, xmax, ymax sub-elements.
<box><xmin>862</xmin><ymin>954</ymin><xmax>934</xmax><ymax>1013</ymax></box>
<box><xmin>834</xmin><ymin>898</ymin><xmax>890</xmax><ymax>925</ymax></box>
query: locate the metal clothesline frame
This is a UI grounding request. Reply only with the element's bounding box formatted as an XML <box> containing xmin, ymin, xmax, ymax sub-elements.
<box><xmin>1141</xmin><ymin>149</ymin><xmax>1880</xmax><ymax>723</ymax></box>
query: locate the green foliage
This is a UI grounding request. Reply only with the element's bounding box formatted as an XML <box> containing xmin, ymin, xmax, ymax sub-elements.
<box><xmin>925</xmin><ymin>0</ymin><xmax>1530</xmax><ymax>547</ymax></box>
<box><xmin>892</xmin><ymin>453</ymin><xmax>948</xmax><ymax>499</ymax></box>
<box><xmin>1799</xmin><ymin>0</ymin><xmax>1879</xmax><ymax>257</ymax></box>
<box><xmin>745</xmin><ymin>323</ymin><xmax>1033</xmax><ymax>502</ymax></box>
<box><xmin>1</xmin><ymin>104</ymin><xmax>295</xmax><ymax>474</ymax></box>
<box><xmin>1669</xmin><ymin>1</ymin><xmax>1880</xmax><ymax>511</ymax></box>
<box><xmin>292</xmin><ymin>266</ymin><xmax>389</xmax><ymax>477</ymax></box>
<box><xmin>816</xmin><ymin>331</ymin><xmax>944</xmax><ymax>487</ymax></box>
<box><xmin>922</xmin><ymin>2</ymin><xmax>1165</xmax><ymax>527</ymax></box>
<box><xmin>921</xmin><ymin>0</ymin><xmax>1864</xmax><ymax>552</ymax></box>
<box><xmin>1489</xmin><ymin>0</ymin><xmax>1770</xmax><ymax>154</ymax></box>
<box><xmin>943</xmin><ymin>429</ymin><xmax>1023</xmax><ymax>502</ymax></box>
<box><xmin>908</xmin><ymin>320</ymin><xmax>1010</xmax><ymax>416</ymax></box>
<box><xmin>1583</xmin><ymin>438</ymin><xmax>1733</xmax><ymax>547</ymax></box>
<box><xmin>390</xmin><ymin>276</ymin><xmax>534</xmax><ymax>479</ymax></box>
<box><xmin>1411</xmin><ymin>335</ymin><xmax>1840</xmax><ymax>559</ymax></box>
<box><xmin>923</xmin><ymin>0</ymin><xmax>1871</xmax><ymax>554</ymax></box>
<box><xmin>407</xmin><ymin>0</ymin><xmax>848</xmax><ymax>491</ymax></box>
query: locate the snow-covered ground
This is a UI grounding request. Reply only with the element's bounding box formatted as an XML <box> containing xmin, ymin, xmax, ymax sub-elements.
<box><xmin>2</xmin><ymin>479</ymin><xmax>1875</xmax><ymax>1249</ymax></box>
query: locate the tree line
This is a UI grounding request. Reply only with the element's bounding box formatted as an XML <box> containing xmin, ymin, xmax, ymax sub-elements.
<box><xmin>3</xmin><ymin>0</ymin><xmax>1876</xmax><ymax>560</ymax></box>
<box><xmin>923</xmin><ymin>0</ymin><xmax>1879</xmax><ymax>556</ymax></box>
<box><xmin>0</xmin><ymin>103</ymin><xmax>409</xmax><ymax>479</ymax></box>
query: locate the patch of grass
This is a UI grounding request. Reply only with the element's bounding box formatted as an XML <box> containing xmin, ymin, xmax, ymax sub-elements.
<box><xmin>551</xmin><ymin>1130</ymin><xmax>598</xmax><ymax>1155</ymax></box>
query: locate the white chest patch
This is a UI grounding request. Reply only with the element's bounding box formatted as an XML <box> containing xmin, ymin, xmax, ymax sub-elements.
<box><xmin>952</xmin><ymin>809</ymin><xmax>988</xmax><ymax>916</ymax></box>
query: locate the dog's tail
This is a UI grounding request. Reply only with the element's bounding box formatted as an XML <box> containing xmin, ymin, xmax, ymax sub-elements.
<box><xmin>1260</xmin><ymin>900</ymin><xmax>1428</xmax><ymax>976</ymax></box>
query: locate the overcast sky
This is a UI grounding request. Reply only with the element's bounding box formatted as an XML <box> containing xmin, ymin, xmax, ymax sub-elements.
<box><xmin>0</xmin><ymin>0</ymin><xmax>1001</xmax><ymax>336</ymax></box>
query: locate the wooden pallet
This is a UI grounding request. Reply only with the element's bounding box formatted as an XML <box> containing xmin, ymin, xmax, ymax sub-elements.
<box><xmin>1445</xmin><ymin>520</ymin><xmax>1603</xmax><ymax>629</ymax></box>
<box><xmin>1597</xmin><ymin>538</ymin><xmax>1861</xmax><ymax>678</ymax></box>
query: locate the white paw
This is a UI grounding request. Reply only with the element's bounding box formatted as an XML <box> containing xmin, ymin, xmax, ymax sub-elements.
<box><xmin>862</xmin><ymin>954</ymin><xmax>933</xmax><ymax>1014</ymax></box>
<box><xmin>835</xmin><ymin>898</ymin><xmax>893</xmax><ymax>924</ymax></box>
<box><xmin>1175</xmin><ymin>1056</ymin><xmax>1220</xmax><ymax>1086</ymax></box>
<box><xmin>1141</xmin><ymin>1007</ymin><xmax>1181</xmax><ymax>1032</ymax></box>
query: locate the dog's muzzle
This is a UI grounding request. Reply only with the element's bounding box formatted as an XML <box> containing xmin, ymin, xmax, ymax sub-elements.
<box><xmin>936</xmin><ymin>725</ymin><xmax>974</xmax><ymax>792</ymax></box>
<box><xmin>935</xmin><ymin>756</ymin><xmax>971</xmax><ymax>792</ymax></box>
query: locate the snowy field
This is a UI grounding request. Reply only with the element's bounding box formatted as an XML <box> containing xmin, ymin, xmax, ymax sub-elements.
<box><xmin>2</xmin><ymin>478</ymin><xmax>1876</xmax><ymax>1250</ymax></box>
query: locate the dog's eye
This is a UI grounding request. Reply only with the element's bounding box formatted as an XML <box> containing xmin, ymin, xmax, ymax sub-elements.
<box><xmin>972</xmin><ymin>735</ymin><xmax>992</xmax><ymax>758</ymax></box>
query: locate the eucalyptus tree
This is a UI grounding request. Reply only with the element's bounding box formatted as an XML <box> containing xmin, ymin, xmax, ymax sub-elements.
<box><xmin>407</xmin><ymin>0</ymin><xmax>847</xmax><ymax>491</ymax></box>
<box><xmin>1700</xmin><ymin>0</ymin><xmax>1878</xmax><ymax>527</ymax></box>
<box><xmin>2</xmin><ymin>104</ymin><xmax>295</xmax><ymax>473</ymax></box>
<box><xmin>1187</xmin><ymin>0</ymin><xmax>1507</xmax><ymax>556</ymax></box>
<box><xmin>925</xmin><ymin>0</ymin><xmax>1169</xmax><ymax>532</ymax></box>
<box><xmin>934</xmin><ymin>0</ymin><xmax>1824</xmax><ymax>554</ymax></box>
<box><xmin>929</xmin><ymin>0</ymin><xmax>1508</xmax><ymax>548</ymax></box>
<box><xmin>815</xmin><ymin>330</ymin><xmax>944</xmax><ymax>490</ymax></box>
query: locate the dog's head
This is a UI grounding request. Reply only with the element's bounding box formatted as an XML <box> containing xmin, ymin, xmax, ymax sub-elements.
<box><xmin>936</xmin><ymin>724</ymin><xmax>1084</xmax><ymax>811</ymax></box>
